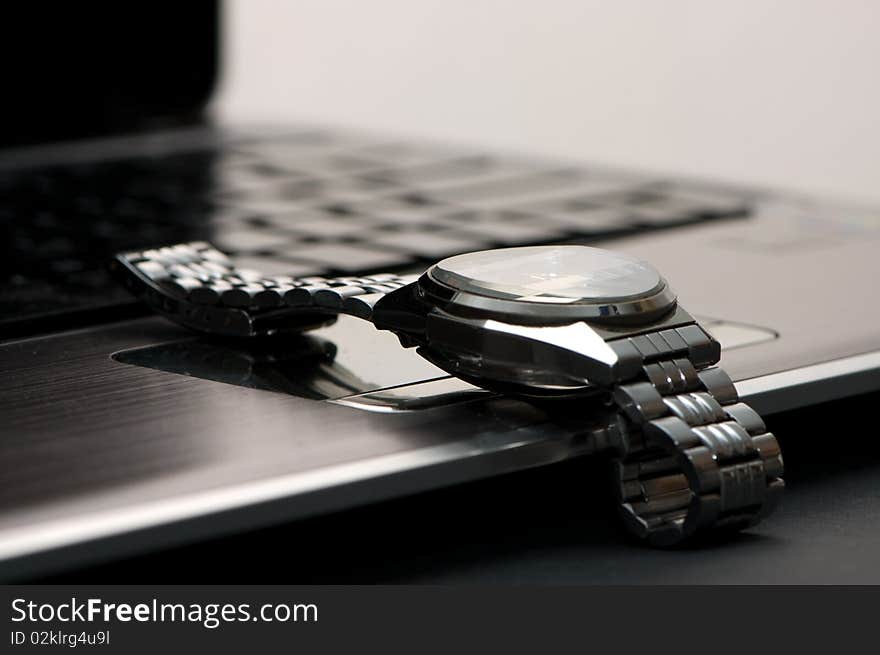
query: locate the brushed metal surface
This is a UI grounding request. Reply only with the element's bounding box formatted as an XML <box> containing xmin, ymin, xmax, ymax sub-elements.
<box><xmin>0</xmin><ymin>317</ymin><xmax>595</xmax><ymax>578</ymax></box>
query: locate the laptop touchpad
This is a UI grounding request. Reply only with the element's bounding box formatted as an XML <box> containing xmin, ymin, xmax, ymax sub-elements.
<box><xmin>113</xmin><ymin>317</ymin><xmax>450</xmax><ymax>401</ymax></box>
<box><xmin>113</xmin><ymin>314</ymin><xmax>777</xmax><ymax>409</ymax></box>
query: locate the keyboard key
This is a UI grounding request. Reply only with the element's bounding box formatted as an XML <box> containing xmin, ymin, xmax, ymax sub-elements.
<box><xmin>212</xmin><ymin>229</ymin><xmax>294</xmax><ymax>253</ymax></box>
<box><xmin>212</xmin><ymin>154</ymin><xmax>303</xmax><ymax>193</ymax></box>
<box><xmin>660</xmin><ymin>188</ymin><xmax>751</xmax><ymax>217</ymax></box>
<box><xmin>275</xmin><ymin>152</ymin><xmax>386</xmax><ymax>175</ymax></box>
<box><xmin>340</xmin><ymin>196</ymin><xmax>449</xmax><ymax>223</ymax></box>
<box><xmin>345</xmin><ymin>141</ymin><xmax>463</xmax><ymax>166</ymax></box>
<box><xmin>283</xmin><ymin>243</ymin><xmax>416</xmax><ymax>273</ymax></box>
<box><xmin>236</xmin><ymin>131</ymin><xmax>365</xmax><ymax>162</ymax></box>
<box><xmin>365</xmin><ymin>230</ymin><xmax>492</xmax><ymax>259</ymax></box>
<box><xmin>369</xmin><ymin>156</ymin><xmax>531</xmax><ymax>186</ymax></box>
<box><xmin>282</xmin><ymin>215</ymin><xmax>388</xmax><ymax>239</ymax></box>
<box><xmin>435</xmin><ymin>212</ymin><xmax>571</xmax><ymax>245</ymax></box>
<box><xmin>221</xmin><ymin>176</ymin><xmax>394</xmax><ymax>210</ymax></box>
<box><xmin>505</xmin><ymin>206</ymin><xmax>635</xmax><ymax>234</ymax></box>
<box><xmin>206</xmin><ymin>207</ymin><xmax>262</xmax><ymax>225</ymax></box>
<box><xmin>509</xmin><ymin>179</ymin><xmax>660</xmax><ymax>214</ymax></box>
<box><xmin>628</xmin><ymin>202</ymin><xmax>702</xmax><ymax>226</ymax></box>
<box><xmin>420</xmin><ymin>169</ymin><xmax>583</xmax><ymax>205</ymax></box>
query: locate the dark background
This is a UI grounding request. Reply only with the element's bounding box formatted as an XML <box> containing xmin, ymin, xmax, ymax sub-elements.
<box><xmin>0</xmin><ymin>2</ymin><xmax>217</xmax><ymax>146</ymax></box>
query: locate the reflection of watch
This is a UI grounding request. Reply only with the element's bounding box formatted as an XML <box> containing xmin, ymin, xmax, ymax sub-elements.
<box><xmin>113</xmin><ymin>241</ymin><xmax>784</xmax><ymax>545</ymax></box>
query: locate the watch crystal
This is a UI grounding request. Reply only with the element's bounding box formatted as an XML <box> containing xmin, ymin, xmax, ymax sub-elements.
<box><xmin>430</xmin><ymin>246</ymin><xmax>663</xmax><ymax>304</ymax></box>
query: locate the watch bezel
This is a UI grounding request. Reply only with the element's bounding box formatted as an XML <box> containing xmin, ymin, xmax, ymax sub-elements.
<box><xmin>420</xmin><ymin>266</ymin><xmax>678</xmax><ymax>326</ymax></box>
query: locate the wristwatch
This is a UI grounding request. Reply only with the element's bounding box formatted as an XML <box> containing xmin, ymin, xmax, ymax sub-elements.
<box><xmin>111</xmin><ymin>241</ymin><xmax>784</xmax><ymax>546</ymax></box>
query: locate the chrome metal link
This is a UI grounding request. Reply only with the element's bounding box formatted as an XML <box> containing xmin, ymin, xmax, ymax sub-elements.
<box><xmin>612</xmin><ymin>354</ymin><xmax>784</xmax><ymax>546</ymax></box>
<box><xmin>110</xmin><ymin>241</ymin><xmax>418</xmax><ymax>336</ymax></box>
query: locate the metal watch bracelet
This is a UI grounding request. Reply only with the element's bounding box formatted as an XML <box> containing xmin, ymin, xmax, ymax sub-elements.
<box><xmin>111</xmin><ymin>242</ymin><xmax>416</xmax><ymax>336</ymax></box>
<box><xmin>611</xmin><ymin>353</ymin><xmax>785</xmax><ymax>546</ymax></box>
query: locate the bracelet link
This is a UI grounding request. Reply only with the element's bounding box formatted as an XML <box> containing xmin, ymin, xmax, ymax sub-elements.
<box><xmin>613</xmin><ymin>356</ymin><xmax>784</xmax><ymax>546</ymax></box>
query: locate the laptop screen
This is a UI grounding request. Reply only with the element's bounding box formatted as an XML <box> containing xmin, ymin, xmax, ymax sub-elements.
<box><xmin>0</xmin><ymin>1</ymin><xmax>219</xmax><ymax>146</ymax></box>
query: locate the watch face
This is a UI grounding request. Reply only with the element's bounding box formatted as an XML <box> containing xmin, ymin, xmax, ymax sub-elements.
<box><xmin>430</xmin><ymin>246</ymin><xmax>664</xmax><ymax>305</ymax></box>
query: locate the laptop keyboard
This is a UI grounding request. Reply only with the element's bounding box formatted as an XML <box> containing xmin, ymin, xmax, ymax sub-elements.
<box><xmin>0</xmin><ymin>128</ymin><xmax>751</xmax><ymax>338</ymax></box>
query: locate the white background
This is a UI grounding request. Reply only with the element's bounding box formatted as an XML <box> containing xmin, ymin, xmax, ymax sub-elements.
<box><xmin>216</xmin><ymin>0</ymin><xmax>879</xmax><ymax>203</ymax></box>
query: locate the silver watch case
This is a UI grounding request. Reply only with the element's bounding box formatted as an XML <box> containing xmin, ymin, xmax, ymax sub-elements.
<box><xmin>419</xmin><ymin>304</ymin><xmax>699</xmax><ymax>396</ymax></box>
<box><xmin>375</xmin><ymin>267</ymin><xmax>704</xmax><ymax>398</ymax></box>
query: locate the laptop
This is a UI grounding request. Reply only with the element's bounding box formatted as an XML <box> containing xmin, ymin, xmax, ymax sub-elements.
<box><xmin>2</xmin><ymin>2</ymin><xmax>879</xmax><ymax>579</ymax></box>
